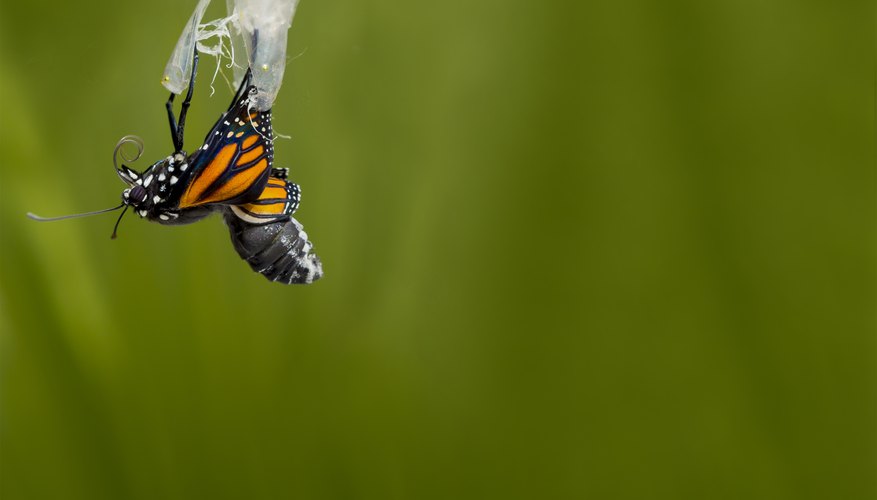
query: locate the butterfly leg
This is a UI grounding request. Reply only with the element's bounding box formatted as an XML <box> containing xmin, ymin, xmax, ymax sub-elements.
<box><xmin>165</xmin><ymin>94</ymin><xmax>180</xmax><ymax>152</ymax></box>
<box><xmin>270</xmin><ymin>167</ymin><xmax>289</xmax><ymax>179</ymax></box>
<box><xmin>227</xmin><ymin>68</ymin><xmax>255</xmax><ymax>112</ymax></box>
<box><xmin>176</xmin><ymin>48</ymin><xmax>199</xmax><ymax>151</ymax></box>
<box><xmin>165</xmin><ymin>47</ymin><xmax>200</xmax><ymax>153</ymax></box>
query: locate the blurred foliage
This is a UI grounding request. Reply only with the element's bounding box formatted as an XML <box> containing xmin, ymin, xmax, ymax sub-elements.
<box><xmin>0</xmin><ymin>0</ymin><xmax>874</xmax><ymax>499</ymax></box>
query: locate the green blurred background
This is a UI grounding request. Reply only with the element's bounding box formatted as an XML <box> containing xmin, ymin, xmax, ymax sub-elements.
<box><xmin>0</xmin><ymin>0</ymin><xmax>874</xmax><ymax>498</ymax></box>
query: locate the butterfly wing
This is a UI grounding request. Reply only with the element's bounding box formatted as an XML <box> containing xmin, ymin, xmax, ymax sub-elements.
<box><xmin>223</xmin><ymin>176</ymin><xmax>322</xmax><ymax>285</ymax></box>
<box><xmin>228</xmin><ymin>175</ymin><xmax>301</xmax><ymax>224</ymax></box>
<box><xmin>171</xmin><ymin>86</ymin><xmax>275</xmax><ymax>209</ymax></box>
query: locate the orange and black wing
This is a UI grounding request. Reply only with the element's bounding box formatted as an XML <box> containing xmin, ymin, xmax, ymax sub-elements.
<box><xmin>172</xmin><ymin>86</ymin><xmax>275</xmax><ymax>209</ymax></box>
<box><xmin>228</xmin><ymin>175</ymin><xmax>301</xmax><ymax>224</ymax></box>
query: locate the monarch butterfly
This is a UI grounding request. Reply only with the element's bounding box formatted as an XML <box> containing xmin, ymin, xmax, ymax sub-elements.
<box><xmin>28</xmin><ymin>50</ymin><xmax>323</xmax><ymax>285</ymax></box>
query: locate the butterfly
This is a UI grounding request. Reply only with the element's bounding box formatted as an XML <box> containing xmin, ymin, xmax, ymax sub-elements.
<box><xmin>28</xmin><ymin>49</ymin><xmax>323</xmax><ymax>285</ymax></box>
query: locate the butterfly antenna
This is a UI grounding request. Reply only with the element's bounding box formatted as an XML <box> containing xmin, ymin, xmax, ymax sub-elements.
<box><xmin>27</xmin><ymin>204</ymin><xmax>125</xmax><ymax>222</ymax></box>
<box><xmin>110</xmin><ymin>205</ymin><xmax>130</xmax><ymax>240</ymax></box>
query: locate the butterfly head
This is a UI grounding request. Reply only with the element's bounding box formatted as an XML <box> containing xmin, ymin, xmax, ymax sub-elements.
<box><xmin>117</xmin><ymin>152</ymin><xmax>184</xmax><ymax>210</ymax></box>
<box><xmin>122</xmin><ymin>184</ymin><xmax>149</xmax><ymax>209</ymax></box>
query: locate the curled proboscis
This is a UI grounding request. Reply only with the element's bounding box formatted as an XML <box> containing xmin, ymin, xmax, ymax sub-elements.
<box><xmin>113</xmin><ymin>135</ymin><xmax>145</xmax><ymax>174</ymax></box>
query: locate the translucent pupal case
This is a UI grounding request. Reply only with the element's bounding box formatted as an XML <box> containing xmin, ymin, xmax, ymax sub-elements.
<box><xmin>162</xmin><ymin>0</ymin><xmax>212</xmax><ymax>95</ymax></box>
<box><xmin>162</xmin><ymin>0</ymin><xmax>299</xmax><ymax>111</ymax></box>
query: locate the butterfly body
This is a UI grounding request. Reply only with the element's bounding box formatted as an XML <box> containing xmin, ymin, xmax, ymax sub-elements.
<box><xmin>116</xmin><ymin>58</ymin><xmax>322</xmax><ymax>284</ymax></box>
<box><xmin>29</xmin><ymin>49</ymin><xmax>323</xmax><ymax>284</ymax></box>
<box><xmin>119</xmin><ymin>154</ymin><xmax>201</xmax><ymax>225</ymax></box>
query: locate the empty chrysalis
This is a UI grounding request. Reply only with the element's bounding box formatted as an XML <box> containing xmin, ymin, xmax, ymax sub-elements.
<box><xmin>162</xmin><ymin>0</ymin><xmax>299</xmax><ymax>111</ymax></box>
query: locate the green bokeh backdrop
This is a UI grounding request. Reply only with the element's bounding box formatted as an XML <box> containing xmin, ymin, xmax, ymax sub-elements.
<box><xmin>0</xmin><ymin>1</ymin><xmax>874</xmax><ymax>499</ymax></box>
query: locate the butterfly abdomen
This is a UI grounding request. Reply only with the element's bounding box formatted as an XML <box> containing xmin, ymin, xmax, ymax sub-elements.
<box><xmin>223</xmin><ymin>209</ymin><xmax>323</xmax><ymax>284</ymax></box>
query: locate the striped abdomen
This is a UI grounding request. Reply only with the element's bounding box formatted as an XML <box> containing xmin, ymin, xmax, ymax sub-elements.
<box><xmin>223</xmin><ymin>210</ymin><xmax>323</xmax><ymax>284</ymax></box>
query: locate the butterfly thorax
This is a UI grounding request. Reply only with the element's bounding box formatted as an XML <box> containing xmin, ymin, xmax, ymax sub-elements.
<box><xmin>121</xmin><ymin>153</ymin><xmax>210</xmax><ymax>224</ymax></box>
<box><xmin>118</xmin><ymin>86</ymin><xmax>275</xmax><ymax>227</ymax></box>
